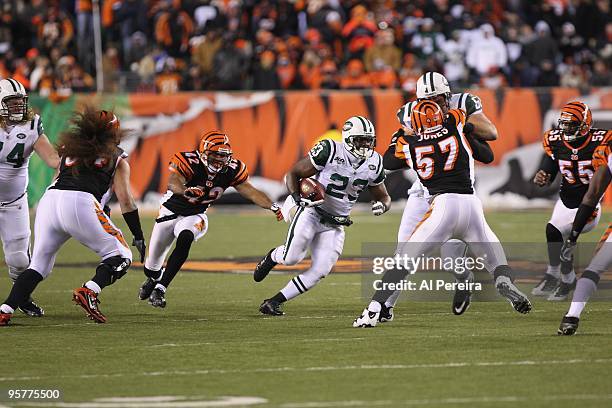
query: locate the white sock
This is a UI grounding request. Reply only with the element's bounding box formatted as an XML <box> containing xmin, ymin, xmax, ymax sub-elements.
<box><xmin>560</xmin><ymin>270</ymin><xmax>576</xmax><ymax>284</ymax></box>
<box><xmin>271</xmin><ymin>246</ymin><xmax>284</xmax><ymax>264</ymax></box>
<box><xmin>154</xmin><ymin>283</ymin><xmax>167</xmax><ymax>292</ymax></box>
<box><xmin>566</xmin><ymin>302</ymin><xmax>586</xmax><ymax>318</ymax></box>
<box><xmin>368</xmin><ymin>300</ymin><xmax>381</xmax><ymax>313</ymax></box>
<box><xmin>85</xmin><ymin>281</ymin><xmax>102</xmax><ymax>294</ymax></box>
<box><xmin>280</xmin><ymin>279</ymin><xmax>301</xmax><ymax>301</ymax></box>
<box><xmin>0</xmin><ymin>304</ymin><xmax>14</xmax><ymax>314</ymax></box>
<box><xmin>546</xmin><ymin>265</ymin><xmax>560</xmax><ymax>278</ymax></box>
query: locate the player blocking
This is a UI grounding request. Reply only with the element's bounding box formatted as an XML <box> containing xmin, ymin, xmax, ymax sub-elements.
<box><xmin>353</xmin><ymin>100</ymin><xmax>532</xmax><ymax>328</ymax></box>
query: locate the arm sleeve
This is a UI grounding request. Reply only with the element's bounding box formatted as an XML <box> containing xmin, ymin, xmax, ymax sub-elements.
<box><xmin>369</xmin><ymin>155</ymin><xmax>386</xmax><ymax>186</ymax></box>
<box><xmin>169</xmin><ymin>153</ymin><xmax>194</xmax><ymax>182</ymax></box>
<box><xmin>465</xmin><ymin>132</ymin><xmax>494</xmax><ymax>164</ymax></box>
<box><xmin>464</xmin><ymin>94</ymin><xmax>483</xmax><ymax>116</ymax></box>
<box><xmin>308</xmin><ymin>139</ymin><xmax>332</xmax><ymax>170</ymax></box>
<box><xmin>538</xmin><ymin>154</ymin><xmax>558</xmax><ymax>177</ymax></box>
<box><xmin>230</xmin><ymin>160</ymin><xmax>249</xmax><ymax>186</ymax></box>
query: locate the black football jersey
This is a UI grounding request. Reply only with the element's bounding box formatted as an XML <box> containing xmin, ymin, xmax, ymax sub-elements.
<box><xmin>395</xmin><ymin>109</ymin><xmax>475</xmax><ymax>196</ymax></box>
<box><xmin>50</xmin><ymin>148</ymin><xmax>126</xmax><ymax>204</ymax></box>
<box><xmin>162</xmin><ymin>150</ymin><xmax>248</xmax><ymax>216</ymax></box>
<box><xmin>542</xmin><ymin>128</ymin><xmax>611</xmax><ymax>208</ymax></box>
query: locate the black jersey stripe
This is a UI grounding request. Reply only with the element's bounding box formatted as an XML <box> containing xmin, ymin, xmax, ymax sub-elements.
<box><xmin>328</xmin><ymin>139</ymin><xmax>337</xmax><ymax>164</ymax></box>
<box><xmin>459</xmin><ymin>93</ymin><xmax>466</xmax><ymax>110</ymax></box>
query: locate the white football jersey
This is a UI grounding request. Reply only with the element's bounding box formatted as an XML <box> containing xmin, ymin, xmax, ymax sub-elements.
<box><xmin>309</xmin><ymin>139</ymin><xmax>385</xmax><ymax>216</ymax></box>
<box><xmin>0</xmin><ymin>114</ymin><xmax>43</xmax><ymax>202</ymax></box>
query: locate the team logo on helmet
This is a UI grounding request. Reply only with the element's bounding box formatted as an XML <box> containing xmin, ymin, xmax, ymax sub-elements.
<box><xmin>411</xmin><ymin>100</ymin><xmax>444</xmax><ymax>134</ymax></box>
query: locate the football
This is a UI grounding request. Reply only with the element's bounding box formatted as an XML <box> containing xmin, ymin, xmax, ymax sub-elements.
<box><xmin>299</xmin><ymin>178</ymin><xmax>325</xmax><ymax>202</ymax></box>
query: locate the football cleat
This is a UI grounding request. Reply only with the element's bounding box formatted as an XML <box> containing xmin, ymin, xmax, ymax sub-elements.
<box><xmin>139</xmin><ymin>278</ymin><xmax>157</xmax><ymax>300</ymax></box>
<box><xmin>558</xmin><ymin>315</ymin><xmax>580</xmax><ymax>335</ymax></box>
<box><xmin>254</xmin><ymin>249</ymin><xmax>277</xmax><ymax>282</ymax></box>
<box><xmin>259</xmin><ymin>299</ymin><xmax>284</xmax><ymax>316</ymax></box>
<box><xmin>452</xmin><ymin>272</ymin><xmax>474</xmax><ymax>316</ymax></box>
<box><xmin>495</xmin><ymin>277</ymin><xmax>532</xmax><ymax>314</ymax></box>
<box><xmin>531</xmin><ymin>273</ymin><xmax>559</xmax><ymax>296</ymax></box>
<box><xmin>148</xmin><ymin>288</ymin><xmax>167</xmax><ymax>308</ymax></box>
<box><xmin>0</xmin><ymin>313</ymin><xmax>11</xmax><ymax>326</ymax></box>
<box><xmin>353</xmin><ymin>306</ymin><xmax>380</xmax><ymax>328</ymax></box>
<box><xmin>72</xmin><ymin>287</ymin><xmax>107</xmax><ymax>323</ymax></box>
<box><xmin>547</xmin><ymin>280</ymin><xmax>576</xmax><ymax>301</ymax></box>
<box><xmin>379</xmin><ymin>304</ymin><xmax>394</xmax><ymax>323</ymax></box>
<box><xmin>19</xmin><ymin>298</ymin><xmax>45</xmax><ymax>317</ymax></box>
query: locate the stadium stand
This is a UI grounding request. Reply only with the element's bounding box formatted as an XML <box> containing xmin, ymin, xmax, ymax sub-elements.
<box><xmin>0</xmin><ymin>0</ymin><xmax>609</xmax><ymax>95</ymax></box>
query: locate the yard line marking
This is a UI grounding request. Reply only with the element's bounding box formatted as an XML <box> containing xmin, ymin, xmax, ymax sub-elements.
<box><xmin>146</xmin><ymin>338</ymin><xmax>367</xmax><ymax>348</ymax></box>
<box><xmin>279</xmin><ymin>394</ymin><xmax>612</xmax><ymax>407</ymax></box>
<box><xmin>3</xmin><ymin>358</ymin><xmax>612</xmax><ymax>382</ymax></box>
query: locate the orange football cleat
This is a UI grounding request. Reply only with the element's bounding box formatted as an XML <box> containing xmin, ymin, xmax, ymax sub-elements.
<box><xmin>0</xmin><ymin>312</ymin><xmax>11</xmax><ymax>326</ymax></box>
<box><xmin>72</xmin><ymin>287</ymin><xmax>107</xmax><ymax>323</ymax></box>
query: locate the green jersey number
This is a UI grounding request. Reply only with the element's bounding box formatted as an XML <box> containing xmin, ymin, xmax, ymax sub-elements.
<box><xmin>0</xmin><ymin>142</ymin><xmax>25</xmax><ymax>168</ymax></box>
<box><xmin>325</xmin><ymin>173</ymin><xmax>368</xmax><ymax>200</ymax></box>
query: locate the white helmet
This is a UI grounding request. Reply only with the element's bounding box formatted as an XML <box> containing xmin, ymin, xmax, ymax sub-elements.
<box><xmin>416</xmin><ymin>72</ymin><xmax>451</xmax><ymax>111</ymax></box>
<box><xmin>342</xmin><ymin>116</ymin><xmax>376</xmax><ymax>159</ymax></box>
<box><xmin>0</xmin><ymin>78</ymin><xmax>28</xmax><ymax>122</ymax></box>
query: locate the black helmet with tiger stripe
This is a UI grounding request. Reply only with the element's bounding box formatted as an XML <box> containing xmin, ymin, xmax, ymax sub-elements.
<box><xmin>199</xmin><ymin>130</ymin><xmax>232</xmax><ymax>174</ymax></box>
<box><xmin>410</xmin><ymin>100</ymin><xmax>444</xmax><ymax>134</ymax></box>
<box><xmin>558</xmin><ymin>101</ymin><xmax>592</xmax><ymax>142</ymax></box>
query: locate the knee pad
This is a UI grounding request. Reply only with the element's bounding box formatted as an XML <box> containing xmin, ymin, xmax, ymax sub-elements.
<box><xmin>99</xmin><ymin>256</ymin><xmax>131</xmax><ymax>284</ymax></box>
<box><xmin>546</xmin><ymin>223</ymin><xmax>563</xmax><ymax>242</ymax></box>
<box><xmin>6</xmin><ymin>252</ymin><xmax>30</xmax><ymax>281</ymax></box>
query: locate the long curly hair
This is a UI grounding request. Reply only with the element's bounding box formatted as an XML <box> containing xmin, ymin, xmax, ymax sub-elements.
<box><xmin>0</xmin><ymin>106</ymin><xmax>35</xmax><ymax>129</ymax></box>
<box><xmin>57</xmin><ymin>106</ymin><xmax>125</xmax><ymax>171</ymax></box>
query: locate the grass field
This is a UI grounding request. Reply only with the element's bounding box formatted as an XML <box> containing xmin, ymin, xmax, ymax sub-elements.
<box><xmin>1</xmin><ymin>208</ymin><xmax>611</xmax><ymax>408</ymax></box>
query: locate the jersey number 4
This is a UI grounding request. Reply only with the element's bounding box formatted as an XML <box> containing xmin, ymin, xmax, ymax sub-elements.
<box><xmin>0</xmin><ymin>142</ymin><xmax>25</xmax><ymax>168</ymax></box>
<box><xmin>414</xmin><ymin>136</ymin><xmax>458</xmax><ymax>179</ymax></box>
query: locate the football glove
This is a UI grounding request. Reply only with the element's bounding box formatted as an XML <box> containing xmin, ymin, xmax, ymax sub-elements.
<box><xmin>389</xmin><ymin>128</ymin><xmax>405</xmax><ymax>145</ymax></box>
<box><xmin>271</xmin><ymin>202</ymin><xmax>283</xmax><ymax>221</ymax></box>
<box><xmin>560</xmin><ymin>239</ymin><xmax>576</xmax><ymax>263</ymax></box>
<box><xmin>132</xmin><ymin>238</ymin><xmax>146</xmax><ymax>263</ymax></box>
<box><xmin>184</xmin><ymin>187</ymin><xmax>204</xmax><ymax>204</ymax></box>
<box><xmin>371</xmin><ymin>201</ymin><xmax>387</xmax><ymax>216</ymax></box>
<box><xmin>533</xmin><ymin>170</ymin><xmax>551</xmax><ymax>187</ymax></box>
<box><xmin>291</xmin><ymin>191</ymin><xmax>323</xmax><ymax>208</ymax></box>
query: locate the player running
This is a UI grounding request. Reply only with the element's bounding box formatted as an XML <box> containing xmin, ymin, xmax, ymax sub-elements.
<box><xmin>380</xmin><ymin>71</ymin><xmax>499</xmax><ymax>319</ymax></box>
<box><xmin>532</xmin><ymin>102</ymin><xmax>609</xmax><ymax>300</ymax></box>
<box><xmin>0</xmin><ymin>107</ymin><xmax>145</xmax><ymax>326</ymax></box>
<box><xmin>253</xmin><ymin>115</ymin><xmax>391</xmax><ymax>316</ymax></box>
<box><xmin>558</xmin><ymin>132</ymin><xmax>611</xmax><ymax>335</ymax></box>
<box><xmin>353</xmin><ymin>101</ymin><xmax>531</xmax><ymax>328</ymax></box>
<box><xmin>138</xmin><ymin>130</ymin><xmax>282</xmax><ymax>308</ymax></box>
<box><xmin>0</xmin><ymin>78</ymin><xmax>59</xmax><ymax>317</ymax></box>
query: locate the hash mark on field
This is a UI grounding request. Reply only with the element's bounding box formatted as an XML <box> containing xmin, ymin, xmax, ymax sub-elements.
<box><xmin>146</xmin><ymin>337</ymin><xmax>367</xmax><ymax>348</ymax></box>
<box><xmin>3</xmin><ymin>358</ymin><xmax>612</xmax><ymax>382</ymax></box>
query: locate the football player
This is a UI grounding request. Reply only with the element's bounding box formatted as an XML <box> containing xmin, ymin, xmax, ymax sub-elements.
<box><xmin>558</xmin><ymin>132</ymin><xmax>611</xmax><ymax>335</ymax></box>
<box><xmin>532</xmin><ymin>102</ymin><xmax>609</xmax><ymax>300</ymax></box>
<box><xmin>0</xmin><ymin>78</ymin><xmax>59</xmax><ymax>317</ymax></box>
<box><xmin>138</xmin><ymin>130</ymin><xmax>282</xmax><ymax>308</ymax></box>
<box><xmin>253</xmin><ymin>115</ymin><xmax>391</xmax><ymax>316</ymax></box>
<box><xmin>354</xmin><ymin>101</ymin><xmax>531</xmax><ymax>327</ymax></box>
<box><xmin>380</xmin><ymin>71</ymin><xmax>499</xmax><ymax>319</ymax></box>
<box><xmin>0</xmin><ymin>107</ymin><xmax>145</xmax><ymax>326</ymax></box>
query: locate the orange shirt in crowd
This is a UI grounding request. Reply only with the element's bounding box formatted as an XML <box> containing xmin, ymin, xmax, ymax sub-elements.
<box><xmin>155</xmin><ymin>72</ymin><xmax>182</xmax><ymax>94</ymax></box>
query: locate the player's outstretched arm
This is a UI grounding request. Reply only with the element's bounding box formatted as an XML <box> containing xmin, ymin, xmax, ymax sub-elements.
<box><xmin>466</xmin><ymin>112</ymin><xmax>498</xmax><ymax>141</ymax></box>
<box><xmin>114</xmin><ymin>159</ymin><xmax>146</xmax><ymax>261</ymax></box>
<box><xmin>33</xmin><ymin>133</ymin><xmax>60</xmax><ymax>168</ymax></box>
<box><xmin>368</xmin><ymin>183</ymin><xmax>391</xmax><ymax>216</ymax></box>
<box><xmin>533</xmin><ymin>155</ymin><xmax>557</xmax><ymax>186</ymax></box>
<box><xmin>234</xmin><ymin>181</ymin><xmax>282</xmax><ymax>220</ymax></box>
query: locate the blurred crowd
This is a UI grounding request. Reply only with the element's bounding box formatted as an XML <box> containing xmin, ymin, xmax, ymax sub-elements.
<box><xmin>0</xmin><ymin>0</ymin><xmax>610</xmax><ymax>97</ymax></box>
